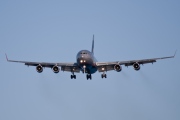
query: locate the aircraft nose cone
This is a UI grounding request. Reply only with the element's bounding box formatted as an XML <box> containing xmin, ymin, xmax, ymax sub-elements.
<box><xmin>79</xmin><ymin>54</ymin><xmax>87</xmax><ymax>59</ymax></box>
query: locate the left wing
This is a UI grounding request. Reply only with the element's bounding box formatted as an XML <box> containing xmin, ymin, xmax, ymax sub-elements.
<box><xmin>5</xmin><ymin>54</ymin><xmax>80</xmax><ymax>73</ymax></box>
<box><xmin>96</xmin><ymin>51</ymin><xmax>176</xmax><ymax>72</ymax></box>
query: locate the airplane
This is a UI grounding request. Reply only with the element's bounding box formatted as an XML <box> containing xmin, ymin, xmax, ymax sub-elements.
<box><xmin>5</xmin><ymin>35</ymin><xmax>176</xmax><ymax>80</ymax></box>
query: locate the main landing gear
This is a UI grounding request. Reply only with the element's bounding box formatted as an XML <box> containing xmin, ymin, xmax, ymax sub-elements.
<box><xmin>86</xmin><ymin>74</ymin><xmax>92</xmax><ymax>80</ymax></box>
<box><xmin>71</xmin><ymin>72</ymin><xmax>76</xmax><ymax>79</ymax></box>
<box><xmin>101</xmin><ymin>73</ymin><xmax>107</xmax><ymax>78</ymax></box>
<box><xmin>71</xmin><ymin>75</ymin><xmax>76</xmax><ymax>79</ymax></box>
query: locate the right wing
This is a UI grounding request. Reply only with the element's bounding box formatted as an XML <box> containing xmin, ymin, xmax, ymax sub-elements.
<box><xmin>5</xmin><ymin>54</ymin><xmax>80</xmax><ymax>73</ymax></box>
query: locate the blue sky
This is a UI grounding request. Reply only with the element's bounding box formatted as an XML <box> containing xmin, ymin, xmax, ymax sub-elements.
<box><xmin>0</xmin><ymin>0</ymin><xmax>180</xmax><ymax>120</ymax></box>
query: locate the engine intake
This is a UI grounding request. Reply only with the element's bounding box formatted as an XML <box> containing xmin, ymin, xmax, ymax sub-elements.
<box><xmin>114</xmin><ymin>64</ymin><xmax>122</xmax><ymax>72</ymax></box>
<box><xmin>133</xmin><ymin>62</ymin><xmax>140</xmax><ymax>71</ymax></box>
<box><xmin>36</xmin><ymin>65</ymin><xmax>43</xmax><ymax>73</ymax></box>
<box><xmin>52</xmin><ymin>65</ymin><xmax>60</xmax><ymax>73</ymax></box>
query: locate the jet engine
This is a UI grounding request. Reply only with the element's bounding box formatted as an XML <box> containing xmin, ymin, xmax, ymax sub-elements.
<box><xmin>133</xmin><ymin>62</ymin><xmax>140</xmax><ymax>71</ymax></box>
<box><xmin>36</xmin><ymin>65</ymin><xmax>43</xmax><ymax>73</ymax></box>
<box><xmin>52</xmin><ymin>65</ymin><xmax>60</xmax><ymax>73</ymax></box>
<box><xmin>114</xmin><ymin>64</ymin><xmax>122</xmax><ymax>72</ymax></box>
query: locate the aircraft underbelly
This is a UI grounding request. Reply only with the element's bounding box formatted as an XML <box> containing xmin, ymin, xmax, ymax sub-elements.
<box><xmin>88</xmin><ymin>66</ymin><xmax>97</xmax><ymax>74</ymax></box>
<box><xmin>81</xmin><ymin>64</ymin><xmax>97</xmax><ymax>74</ymax></box>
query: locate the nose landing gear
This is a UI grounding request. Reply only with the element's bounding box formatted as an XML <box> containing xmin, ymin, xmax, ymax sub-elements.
<box><xmin>83</xmin><ymin>65</ymin><xmax>86</xmax><ymax>73</ymax></box>
<box><xmin>86</xmin><ymin>74</ymin><xmax>92</xmax><ymax>80</ymax></box>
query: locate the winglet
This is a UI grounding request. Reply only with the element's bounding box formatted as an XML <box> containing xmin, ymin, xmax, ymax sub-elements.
<box><xmin>91</xmin><ymin>35</ymin><xmax>94</xmax><ymax>54</ymax></box>
<box><xmin>5</xmin><ymin>53</ymin><xmax>9</xmax><ymax>61</ymax></box>
<box><xmin>173</xmin><ymin>50</ymin><xmax>177</xmax><ymax>58</ymax></box>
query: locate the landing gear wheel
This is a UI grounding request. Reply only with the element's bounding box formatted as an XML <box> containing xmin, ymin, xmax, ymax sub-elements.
<box><xmin>71</xmin><ymin>75</ymin><xmax>73</xmax><ymax>79</ymax></box>
<box><xmin>86</xmin><ymin>74</ymin><xmax>92</xmax><ymax>80</ymax></box>
<box><xmin>86</xmin><ymin>74</ymin><xmax>89</xmax><ymax>80</ymax></box>
<box><xmin>71</xmin><ymin>75</ymin><xmax>76</xmax><ymax>79</ymax></box>
<box><xmin>101</xmin><ymin>74</ymin><xmax>107</xmax><ymax>79</ymax></box>
<box><xmin>86</xmin><ymin>74</ymin><xmax>88</xmax><ymax>80</ymax></box>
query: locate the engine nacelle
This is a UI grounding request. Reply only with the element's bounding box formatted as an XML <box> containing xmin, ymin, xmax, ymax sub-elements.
<box><xmin>114</xmin><ymin>64</ymin><xmax>122</xmax><ymax>72</ymax></box>
<box><xmin>133</xmin><ymin>62</ymin><xmax>140</xmax><ymax>71</ymax></box>
<box><xmin>36</xmin><ymin>65</ymin><xmax>43</xmax><ymax>73</ymax></box>
<box><xmin>52</xmin><ymin>65</ymin><xmax>60</xmax><ymax>73</ymax></box>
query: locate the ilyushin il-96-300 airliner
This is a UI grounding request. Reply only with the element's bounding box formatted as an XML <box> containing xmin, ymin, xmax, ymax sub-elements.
<box><xmin>6</xmin><ymin>35</ymin><xmax>176</xmax><ymax>80</ymax></box>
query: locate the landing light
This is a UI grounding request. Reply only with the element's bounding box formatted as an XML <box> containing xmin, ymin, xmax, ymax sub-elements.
<box><xmin>80</xmin><ymin>60</ymin><xmax>83</xmax><ymax>63</ymax></box>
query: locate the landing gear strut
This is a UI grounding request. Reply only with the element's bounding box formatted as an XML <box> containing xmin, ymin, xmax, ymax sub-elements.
<box><xmin>86</xmin><ymin>74</ymin><xmax>92</xmax><ymax>80</ymax></box>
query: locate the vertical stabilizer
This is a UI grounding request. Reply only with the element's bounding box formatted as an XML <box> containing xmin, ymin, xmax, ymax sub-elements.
<box><xmin>91</xmin><ymin>35</ymin><xmax>94</xmax><ymax>54</ymax></box>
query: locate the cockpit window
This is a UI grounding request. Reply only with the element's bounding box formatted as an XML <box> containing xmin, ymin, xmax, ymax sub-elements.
<box><xmin>81</xmin><ymin>52</ymin><xmax>87</xmax><ymax>54</ymax></box>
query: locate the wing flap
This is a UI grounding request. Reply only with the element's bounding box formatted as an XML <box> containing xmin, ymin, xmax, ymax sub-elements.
<box><xmin>61</xmin><ymin>66</ymin><xmax>80</xmax><ymax>73</ymax></box>
<box><xmin>97</xmin><ymin>65</ymin><xmax>114</xmax><ymax>72</ymax></box>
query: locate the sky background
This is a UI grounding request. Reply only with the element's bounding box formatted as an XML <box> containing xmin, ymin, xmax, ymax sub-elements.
<box><xmin>0</xmin><ymin>0</ymin><xmax>180</xmax><ymax>120</ymax></box>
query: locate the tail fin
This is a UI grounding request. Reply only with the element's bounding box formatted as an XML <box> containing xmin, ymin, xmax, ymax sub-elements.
<box><xmin>91</xmin><ymin>35</ymin><xmax>94</xmax><ymax>54</ymax></box>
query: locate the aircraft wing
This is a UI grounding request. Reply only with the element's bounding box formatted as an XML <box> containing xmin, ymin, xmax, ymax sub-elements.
<box><xmin>5</xmin><ymin>54</ymin><xmax>80</xmax><ymax>73</ymax></box>
<box><xmin>96</xmin><ymin>52</ymin><xmax>176</xmax><ymax>72</ymax></box>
